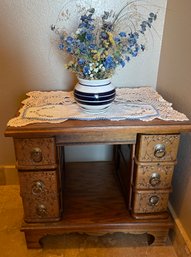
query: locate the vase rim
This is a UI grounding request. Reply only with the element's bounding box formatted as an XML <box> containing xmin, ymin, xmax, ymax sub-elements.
<box><xmin>78</xmin><ymin>77</ymin><xmax>111</xmax><ymax>83</ymax></box>
<box><xmin>78</xmin><ymin>77</ymin><xmax>112</xmax><ymax>87</ymax></box>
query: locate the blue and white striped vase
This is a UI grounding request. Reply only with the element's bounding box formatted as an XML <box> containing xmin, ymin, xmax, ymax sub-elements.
<box><xmin>74</xmin><ymin>78</ymin><xmax>116</xmax><ymax>113</ymax></box>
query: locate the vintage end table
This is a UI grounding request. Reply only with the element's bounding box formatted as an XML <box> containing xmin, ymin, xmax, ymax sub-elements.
<box><xmin>4</xmin><ymin>93</ymin><xmax>191</xmax><ymax>249</ymax></box>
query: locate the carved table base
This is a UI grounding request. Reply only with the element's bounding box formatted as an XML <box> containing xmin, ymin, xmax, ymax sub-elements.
<box><xmin>22</xmin><ymin>228</ymin><xmax>172</xmax><ymax>249</ymax></box>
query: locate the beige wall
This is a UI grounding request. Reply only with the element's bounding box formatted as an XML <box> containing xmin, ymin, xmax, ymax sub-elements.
<box><xmin>0</xmin><ymin>0</ymin><xmax>167</xmax><ymax>165</ymax></box>
<box><xmin>157</xmin><ymin>0</ymin><xmax>191</xmax><ymax>239</ymax></box>
<box><xmin>0</xmin><ymin>1</ymin><xmax>74</xmax><ymax>165</ymax></box>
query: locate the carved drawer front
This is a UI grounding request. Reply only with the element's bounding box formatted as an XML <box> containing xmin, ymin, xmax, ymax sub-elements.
<box><xmin>136</xmin><ymin>134</ymin><xmax>180</xmax><ymax>162</ymax></box>
<box><xmin>14</xmin><ymin>138</ymin><xmax>57</xmax><ymax>170</ymax></box>
<box><xmin>132</xmin><ymin>189</ymin><xmax>170</xmax><ymax>214</ymax></box>
<box><xmin>134</xmin><ymin>162</ymin><xmax>174</xmax><ymax>189</ymax></box>
<box><xmin>19</xmin><ymin>170</ymin><xmax>61</xmax><ymax>222</ymax></box>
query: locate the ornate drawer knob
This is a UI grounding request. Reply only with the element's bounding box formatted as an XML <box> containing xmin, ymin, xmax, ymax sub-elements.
<box><xmin>32</xmin><ymin>181</ymin><xmax>45</xmax><ymax>195</ymax></box>
<box><xmin>149</xmin><ymin>195</ymin><xmax>160</xmax><ymax>206</ymax></box>
<box><xmin>36</xmin><ymin>204</ymin><xmax>48</xmax><ymax>217</ymax></box>
<box><xmin>154</xmin><ymin>144</ymin><xmax>166</xmax><ymax>158</ymax></box>
<box><xmin>149</xmin><ymin>173</ymin><xmax>161</xmax><ymax>187</ymax></box>
<box><xmin>31</xmin><ymin>147</ymin><xmax>42</xmax><ymax>162</ymax></box>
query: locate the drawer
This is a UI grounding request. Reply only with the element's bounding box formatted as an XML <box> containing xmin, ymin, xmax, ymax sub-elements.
<box><xmin>21</xmin><ymin>194</ymin><xmax>61</xmax><ymax>223</ymax></box>
<box><xmin>136</xmin><ymin>134</ymin><xmax>180</xmax><ymax>162</ymax></box>
<box><xmin>132</xmin><ymin>189</ymin><xmax>170</xmax><ymax>214</ymax></box>
<box><xmin>14</xmin><ymin>138</ymin><xmax>57</xmax><ymax>170</ymax></box>
<box><xmin>19</xmin><ymin>170</ymin><xmax>60</xmax><ymax>195</ymax></box>
<box><xmin>134</xmin><ymin>161</ymin><xmax>174</xmax><ymax>189</ymax></box>
<box><xmin>19</xmin><ymin>170</ymin><xmax>61</xmax><ymax>222</ymax></box>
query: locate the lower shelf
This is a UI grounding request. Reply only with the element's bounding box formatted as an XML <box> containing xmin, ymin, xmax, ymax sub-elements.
<box><xmin>21</xmin><ymin>162</ymin><xmax>174</xmax><ymax>248</ymax></box>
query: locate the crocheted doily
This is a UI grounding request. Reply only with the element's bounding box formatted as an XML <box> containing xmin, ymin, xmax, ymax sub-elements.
<box><xmin>7</xmin><ymin>87</ymin><xmax>188</xmax><ymax>127</ymax></box>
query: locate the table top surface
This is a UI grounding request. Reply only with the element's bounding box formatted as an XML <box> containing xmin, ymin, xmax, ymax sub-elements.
<box><xmin>5</xmin><ymin>118</ymin><xmax>191</xmax><ymax>138</ymax></box>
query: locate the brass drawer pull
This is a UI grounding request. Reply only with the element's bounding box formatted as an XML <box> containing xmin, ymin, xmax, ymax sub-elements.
<box><xmin>31</xmin><ymin>148</ymin><xmax>42</xmax><ymax>162</ymax></box>
<box><xmin>36</xmin><ymin>204</ymin><xmax>48</xmax><ymax>217</ymax></box>
<box><xmin>149</xmin><ymin>195</ymin><xmax>159</xmax><ymax>206</ymax></box>
<box><xmin>149</xmin><ymin>173</ymin><xmax>161</xmax><ymax>187</ymax></box>
<box><xmin>32</xmin><ymin>181</ymin><xmax>45</xmax><ymax>195</ymax></box>
<box><xmin>154</xmin><ymin>144</ymin><xmax>166</xmax><ymax>158</ymax></box>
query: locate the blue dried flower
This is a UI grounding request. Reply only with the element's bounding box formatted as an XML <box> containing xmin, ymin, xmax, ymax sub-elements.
<box><xmin>88</xmin><ymin>8</ymin><xmax>95</xmax><ymax>14</ymax></box>
<box><xmin>85</xmin><ymin>32</ymin><xmax>94</xmax><ymax>41</ymax></box>
<box><xmin>119</xmin><ymin>58</ymin><xmax>125</xmax><ymax>67</ymax></box>
<box><xmin>128</xmin><ymin>35</ymin><xmax>137</xmax><ymax>47</ymax></box>
<box><xmin>132</xmin><ymin>51</ymin><xmax>138</xmax><ymax>57</ymax></box>
<box><xmin>89</xmin><ymin>44</ymin><xmax>96</xmax><ymax>49</ymax></box>
<box><xmin>119</xmin><ymin>32</ymin><xmax>127</xmax><ymax>37</ymax></box>
<box><xmin>79</xmin><ymin>43</ymin><xmax>87</xmax><ymax>54</ymax></box>
<box><xmin>83</xmin><ymin>66</ymin><xmax>90</xmax><ymax>75</ymax></box>
<box><xmin>66</xmin><ymin>36</ymin><xmax>74</xmax><ymax>44</ymax></box>
<box><xmin>103</xmin><ymin>56</ymin><xmax>116</xmax><ymax>70</ymax></box>
<box><xmin>78</xmin><ymin>59</ymin><xmax>85</xmax><ymax>65</ymax></box>
<box><xmin>66</xmin><ymin>47</ymin><xmax>72</xmax><ymax>53</ymax></box>
<box><xmin>102</xmin><ymin>11</ymin><xmax>110</xmax><ymax>20</ymax></box>
<box><xmin>150</xmin><ymin>12</ymin><xmax>157</xmax><ymax>20</ymax></box>
<box><xmin>133</xmin><ymin>32</ymin><xmax>139</xmax><ymax>40</ymax></box>
<box><xmin>80</xmin><ymin>15</ymin><xmax>88</xmax><ymax>22</ymax></box>
<box><xmin>125</xmin><ymin>56</ymin><xmax>130</xmax><ymax>62</ymax></box>
<box><xmin>141</xmin><ymin>44</ymin><xmax>145</xmax><ymax>51</ymax></box>
<box><xmin>89</xmin><ymin>25</ymin><xmax>95</xmax><ymax>31</ymax></box>
<box><xmin>114</xmin><ymin>37</ymin><xmax>120</xmax><ymax>44</ymax></box>
<box><xmin>79</xmin><ymin>22</ymin><xmax>88</xmax><ymax>29</ymax></box>
<box><xmin>148</xmin><ymin>17</ymin><xmax>153</xmax><ymax>23</ymax></box>
<box><xmin>100</xmin><ymin>32</ymin><xmax>109</xmax><ymax>40</ymax></box>
<box><xmin>59</xmin><ymin>43</ymin><xmax>64</xmax><ymax>50</ymax></box>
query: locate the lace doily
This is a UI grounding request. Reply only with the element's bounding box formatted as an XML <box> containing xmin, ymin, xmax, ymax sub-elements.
<box><xmin>7</xmin><ymin>87</ymin><xmax>188</xmax><ymax>127</ymax></box>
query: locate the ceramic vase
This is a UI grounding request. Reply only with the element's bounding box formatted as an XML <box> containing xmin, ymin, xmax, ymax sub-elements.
<box><xmin>74</xmin><ymin>78</ymin><xmax>116</xmax><ymax>113</ymax></box>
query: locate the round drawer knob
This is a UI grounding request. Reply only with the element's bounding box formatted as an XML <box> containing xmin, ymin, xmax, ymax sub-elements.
<box><xmin>154</xmin><ymin>144</ymin><xmax>166</xmax><ymax>158</ymax></box>
<box><xmin>149</xmin><ymin>173</ymin><xmax>161</xmax><ymax>187</ymax></box>
<box><xmin>149</xmin><ymin>195</ymin><xmax>159</xmax><ymax>206</ymax></box>
<box><xmin>31</xmin><ymin>148</ymin><xmax>42</xmax><ymax>162</ymax></box>
<box><xmin>32</xmin><ymin>181</ymin><xmax>45</xmax><ymax>195</ymax></box>
<box><xmin>36</xmin><ymin>204</ymin><xmax>48</xmax><ymax>217</ymax></box>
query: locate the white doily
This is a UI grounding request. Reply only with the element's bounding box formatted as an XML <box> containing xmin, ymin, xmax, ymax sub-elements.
<box><xmin>7</xmin><ymin>87</ymin><xmax>188</xmax><ymax>127</ymax></box>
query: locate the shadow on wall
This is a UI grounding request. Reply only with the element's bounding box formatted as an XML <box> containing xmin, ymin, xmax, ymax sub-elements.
<box><xmin>170</xmin><ymin>133</ymin><xmax>191</xmax><ymax>216</ymax></box>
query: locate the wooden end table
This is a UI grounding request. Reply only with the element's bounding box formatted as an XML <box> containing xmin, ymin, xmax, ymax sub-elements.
<box><xmin>5</xmin><ymin>111</ymin><xmax>191</xmax><ymax>248</ymax></box>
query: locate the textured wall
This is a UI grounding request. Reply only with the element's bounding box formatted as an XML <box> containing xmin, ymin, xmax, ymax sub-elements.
<box><xmin>157</xmin><ymin>0</ymin><xmax>191</xmax><ymax>239</ymax></box>
<box><xmin>0</xmin><ymin>0</ymin><xmax>167</xmax><ymax>164</ymax></box>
